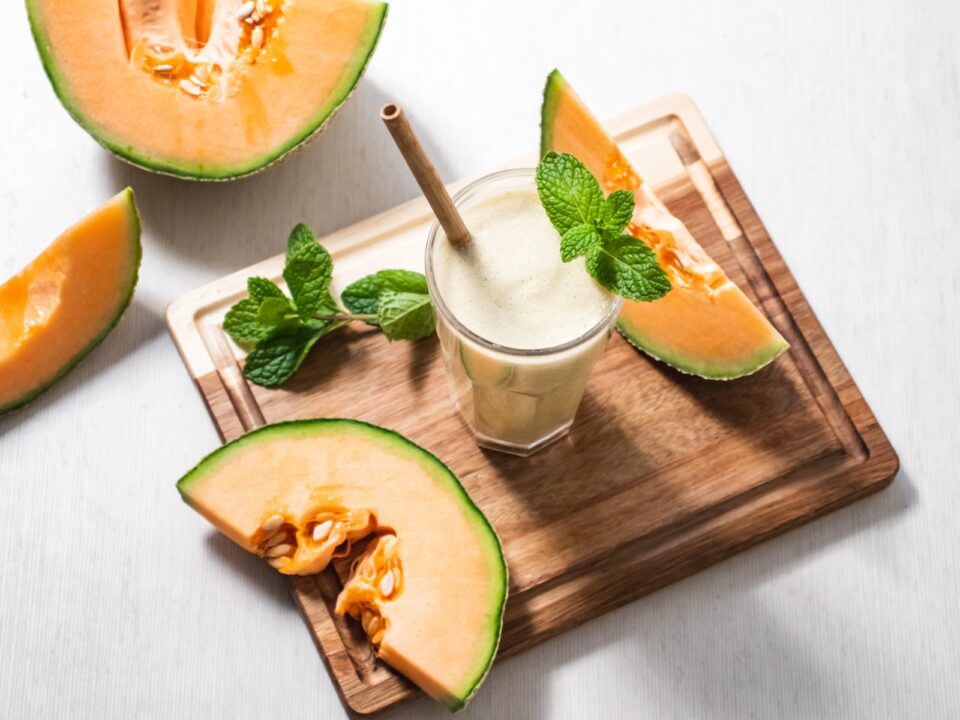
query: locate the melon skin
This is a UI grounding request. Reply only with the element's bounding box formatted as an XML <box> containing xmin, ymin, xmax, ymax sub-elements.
<box><xmin>176</xmin><ymin>419</ymin><xmax>507</xmax><ymax>711</ymax></box>
<box><xmin>25</xmin><ymin>1</ymin><xmax>388</xmax><ymax>181</ymax></box>
<box><xmin>0</xmin><ymin>189</ymin><xmax>141</xmax><ymax>416</ymax></box>
<box><xmin>540</xmin><ymin>69</ymin><xmax>788</xmax><ymax>380</ymax></box>
<box><xmin>618</xmin><ymin>302</ymin><xmax>790</xmax><ymax>380</ymax></box>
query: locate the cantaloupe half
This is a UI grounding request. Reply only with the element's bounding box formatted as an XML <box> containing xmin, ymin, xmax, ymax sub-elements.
<box><xmin>0</xmin><ymin>189</ymin><xmax>141</xmax><ymax>416</ymax></box>
<box><xmin>26</xmin><ymin>0</ymin><xmax>387</xmax><ymax>180</ymax></box>
<box><xmin>540</xmin><ymin>70</ymin><xmax>788</xmax><ymax>379</ymax></box>
<box><xmin>176</xmin><ymin>419</ymin><xmax>507</xmax><ymax>711</ymax></box>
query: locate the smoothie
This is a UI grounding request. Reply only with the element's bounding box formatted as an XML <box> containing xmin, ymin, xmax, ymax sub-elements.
<box><xmin>432</xmin><ymin>188</ymin><xmax>613</xmax><ymax>349</ymax></box>
<box><xmin>426</xmin><ymin>169</ymin><xmax>621</xmax><ymax>455</ymax></box>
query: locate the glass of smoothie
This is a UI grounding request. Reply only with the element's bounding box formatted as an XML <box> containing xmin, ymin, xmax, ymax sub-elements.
<box><xmin>425</xmin><ymin>168</ymin><xmax>622</xmax><ymax>456</ymax></box>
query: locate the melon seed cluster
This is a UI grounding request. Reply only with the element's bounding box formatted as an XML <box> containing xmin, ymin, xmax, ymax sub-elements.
<box><xmin>135</xmin><ymin>0</ymin><xmax>284</xmax><ymax>100</ymax></box>
<box><xmin>255</xmin><ymin>507</ymin><xmax>376</xmax><ymax>575</ymax></box>
<box><xmin>235</xmin><ymin>0</ymin><xmax>281</xmax><ymax>58</ymax></box>
<box><xmin>336</xmin><ymin>534</ymin><xmax>404</xmax><ymax>647</ymax></box>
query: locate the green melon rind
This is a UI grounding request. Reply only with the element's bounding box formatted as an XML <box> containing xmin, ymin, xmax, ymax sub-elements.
<box><xmin>538</xmin><ymin>68</ymin><xmax>568</xmax><ymax>158</ymax></box>
<box><xmin>176</xmin><ymin>418</ymin><xmax>507</xmax><ymax>710</ymax></box>
<box><xmin>540</xmin><ymin>69</ymin><xmax>789</xmax><ymax>380</ymax></box>
<box><xmin>25</xmin><ymin>2</ymin><xmax>388</xmax><ymax>181</ymax></box>
<box><xmin>0</xmin><ymin>189</ymin><xmax>141</xmax><ymax>417</ymax></box>
<box><xmin>617</xmin><ymin>317</ymin><xmax>789</xmax><ymax>381</ymax></box>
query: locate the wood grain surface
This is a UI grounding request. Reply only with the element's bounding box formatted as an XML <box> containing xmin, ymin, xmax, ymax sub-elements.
<box><xmin>166</xmin><ymin>96</ymin><xmax>897</xmax><ymax>717</ymax></box>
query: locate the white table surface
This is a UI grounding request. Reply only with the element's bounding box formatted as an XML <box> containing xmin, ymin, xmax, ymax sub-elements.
<box><xmin>2</xmin><ymin>1</ymin><xmax>959</xmax><ymax>718</ymax></box>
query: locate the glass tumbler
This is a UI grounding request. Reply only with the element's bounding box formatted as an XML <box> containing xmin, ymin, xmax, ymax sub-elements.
<box><xmin>425</xmin><ymin>169</ymin><xmax>622</xmax><ymax>456</ymax></box>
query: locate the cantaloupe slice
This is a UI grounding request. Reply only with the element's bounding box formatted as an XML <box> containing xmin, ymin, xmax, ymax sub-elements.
<box><xmin>177</xmin><ymin>419</ymin><xmax>507</xmax><ymax>711</ymax></box>
<box><xmin>541</xmin><ymin>70</ymin><xmax>788</xmax><ymax>379</ymax></box>
<box><xmin>0</xmin><ymin>190</ymin><xmax>141</xmax><ymax>416</ymax></box>
<box><xmin>27</xmin><ymin>0</ymin><xmax>387</xmax><ymax>180</ymax></box>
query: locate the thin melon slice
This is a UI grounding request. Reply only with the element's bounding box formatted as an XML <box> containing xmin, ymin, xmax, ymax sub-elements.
<box><xmin>176</xmin><ymin>419</ymin><xmax>507</xmax><ymax>711</ymax></box>
<box><xmin>27</xmin><ymin>0</ymin><xmax>387</xmax><ymax>180</ymax></box>
<box><xmin>540</xmin><ymin>70</ymin><xmax>788</xmax><ymax>379</ymax></box>
<box><xmin>0</xmin><ymin>190</ymin><xmax>141</xmax><ymax>415</ymax></box>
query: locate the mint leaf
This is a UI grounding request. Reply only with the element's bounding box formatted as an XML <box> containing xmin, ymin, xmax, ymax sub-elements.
<box><xmin>560</xmin><ymin>223</ymin><xmax>601</xmax><ymax>262</ymax></box>
<box><xmin>378</xmin><ymin>291</ymin><xmax>435</xmax><ymax>341</ymax></box>
<box><xmin>317</xmin><ymin>291</ymin><xmax>342</xmax><ymax>316</ymax></box>
<box><xmin>601</xmin><ymin>190</ymin><xmax>635</xmax><ymax>234</ymax></box>
<box><xmin>535</xmin><ymin>151</ymin><xmax>604</xmax><ymax>234</ymax></box>
<box><xmin>287</xmin><ymin>223</ymin><xmax>317</xmax><ymax>254</ymax></box>
<box><xmin>242</xmin><ymin>326</ymin><xmax>328</xmax><ymax>387</ymax></box>
<box><xmin>283</xmin><ymin>224</ymin><xmax>333</xmax><ymax>318</ymax></box>
<box><xmin>223</xmin><ymin>299</ymin><xmax>269</xmax><ymax>345</ymax></box>
<box><xmin>342</xmin><ymin>269</ymin><xmax>429</xmax><ymax>323</ymax></box>
<box><xmin>247</xmin><ymin>277</ymin><xmax>285</xmax><ymax>303</ymax></box>
<box><xmin>257</xmin><ymin>296</ymin><xmax>299</xmax><ymax>332</ymax></box>
<box><xmin>585</xmin><ymin>234</ymin><xmax>672</xmax><ymax>302</ymax></box>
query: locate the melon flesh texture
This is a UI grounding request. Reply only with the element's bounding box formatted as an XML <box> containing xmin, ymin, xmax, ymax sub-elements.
<box><xmin>176</xmin><ymin>420</ymin><xmax>507</xmax><ymax>711</ymax></box>
<box><xmin>0</xmin><ymin>190</ymin><xmax>141</xmax><ymax>415</ymax></box>
<box><xmin>540</xmin><ymin>70</ymin><xmax>788</xmax><ymax>379</ymax></box>
<box><xmin>26</xmin><ymin>0</ymin><xmax>387</xmax><ymax>179</ymax></box>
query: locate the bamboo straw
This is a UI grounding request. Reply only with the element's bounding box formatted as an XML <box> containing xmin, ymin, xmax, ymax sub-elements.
<box><xmin>380</xmin><ymin>103</ymin><xmax>471</xmax><ymax>247</ymax></box>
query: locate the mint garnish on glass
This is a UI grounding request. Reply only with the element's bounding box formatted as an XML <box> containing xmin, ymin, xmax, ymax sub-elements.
<box><xmin>223</xmin><ymin>223</ymin><xmax>435</xmax><ymax>387</ymax></box>
<box><xmin>535</xmin><ymin>152</ymin><xmax>672</xmax><ymax>302</ymax></box>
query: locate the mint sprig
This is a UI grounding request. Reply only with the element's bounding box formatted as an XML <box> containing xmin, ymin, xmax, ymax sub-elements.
<box><xmin>224</xmin><ymin>225</ymin><xmax>435</xmax><ymax>387</ymax></box>
<box><xmin>340</xmin><ymin>270</ymin><xmax>437</xmax><ymax>341</ymax></box>
<box><xmin>536</xmin><ymin>152</ymin><xmax>671</xmax><ymax>302</ymax></box>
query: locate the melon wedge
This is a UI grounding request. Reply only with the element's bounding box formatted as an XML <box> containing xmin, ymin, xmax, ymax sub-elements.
<box><xmin>0</xmin><ymin>190</ymin><xmax>141</xmax><ymax>416</ymax></box>
<box><xmin>540</xmin><ymin>70</ymin><xmax>788</xmax><ymax>379</ymax></box>
<box><xmin>176</xmin><ymin>419</ymin><xmax>507</xmax><ymax>711</ymax></box>
<box><xmin>27</xmin><ymin>0</ymin><xmax>387</xmax><ymax>180</ymax></box>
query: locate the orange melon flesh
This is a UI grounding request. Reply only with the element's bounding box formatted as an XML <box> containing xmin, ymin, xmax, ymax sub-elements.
<box><xmin>541</xmin><ymin>70</ymin><xmax>788</xmax><ymax>379</ymax></box>
<box><xmin>176</xmin><ymin>420</ymin><xmax>507</xmax><ymax>711</ymax></box>
<box><xmin>27</xmin><ymin>0</ymin><xmax>387</xmax><ymax>179</ymax></box>
<box><xmin>0</xmin><ymin>190</ymin><xmax>141</xmax><ymax>415</ymax></box>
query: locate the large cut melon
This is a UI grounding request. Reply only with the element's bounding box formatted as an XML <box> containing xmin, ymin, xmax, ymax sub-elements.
<box><xmin>177</xmin><ymin>419</ymin><xmax>507</xmax><ymax>711</ymax></box>
<box><xmin>27</xmin><ymin>0</ymin><xmax>387</xmax><ymax>180</ymax></box>
<box><xmin>541</xmin><ymin>70</ymin><xmax>788</xmax><ymax>379</ymax></box>
<box><xmin>0</xmin><ymin>189</ymin><xmax>141</xmax><ymax>416</ymax></box>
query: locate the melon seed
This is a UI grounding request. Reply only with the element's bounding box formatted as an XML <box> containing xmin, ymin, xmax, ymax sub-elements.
<box><xmin>236</xmin><ymin>1</ymin><xmax>255</xmax><ymax>19</ymax></box>
<box><xmin>178</xmin><ymin>80</ymin><xmax>202</xmax><ymax>97</ymax></box>
<box><xmin>380</xmin><ymin>535</ymin><xmax>398</xmax><ymax>560</ymax></box>
<box><xmin>180</xmin><ymin>80</ymin><xmax>203</xmax><ymax>97</ymax></box>
<box><xmin>251</xmin><ymin>26</ymin><xmax>264</xmax><ymax>51</ymax></box>
<box><xmin>361</xmin><ymin>611</ymin><xmax>379</xmax><ymax>635</ymax></box>
<box><xmin>379</xmin><ymin>570</ymin><xmax>395</xmax><ymax>598</ymax></box>
<box><xmin>262</xmin><ymin>514</ymin><xmax>284</xmax><ymax>532</ymax></box>
<box><xmin>312</xmin><ymin>520</ymin><xmax>333</xmax><ymax>542</ymax></box>
<box><xmin>266</xmin><ymin>543</ymin><xmax>292</xmax><ymax>558</ymax></box>
<box><xmin>264</xmin><ymin>532</ymin><xmax>287</xmax><ymax>548</ymax></box>
<box><xmin>370</xmin><ymin>628</ymin><xmax>385</xmax><ymax>645</ymax></box>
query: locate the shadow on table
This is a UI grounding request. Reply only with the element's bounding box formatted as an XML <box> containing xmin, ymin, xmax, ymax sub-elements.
<box><xmin>106</xmin><ymin>77</ymin><xmax>441</xmax><ymax>275</ymax></box>
<box><xmin>204</xmin><ymin>530</ymin><xmax>296</xmax><ymax>613</ymax></box>
<box><xmin>0</xmin><ymin>297</ymin><xmax>164</xmax><ymax>438</ymax></box>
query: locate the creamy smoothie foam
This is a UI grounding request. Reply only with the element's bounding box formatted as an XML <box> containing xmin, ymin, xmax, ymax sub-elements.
<box><xmin>428</xmin><ymin>172</ymin><xmax>620</xmax><ymax>455</ymax></box>
<box><xmin>433</xmin><ymin>189</ymin><xmax>613</xmax><ymax>349</ymax></box>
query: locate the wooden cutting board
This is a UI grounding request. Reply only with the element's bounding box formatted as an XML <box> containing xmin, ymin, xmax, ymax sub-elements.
<box><xmin>166</xmin><ymin>94</ymin><xmax>898</xmax><ymax>718</ymax></box>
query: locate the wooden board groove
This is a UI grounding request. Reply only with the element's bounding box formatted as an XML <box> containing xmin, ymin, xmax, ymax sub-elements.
<box><xmin>166</xmin><ymin>94</ymin><xmax>898</xmax><ymax>718</ymax></box>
